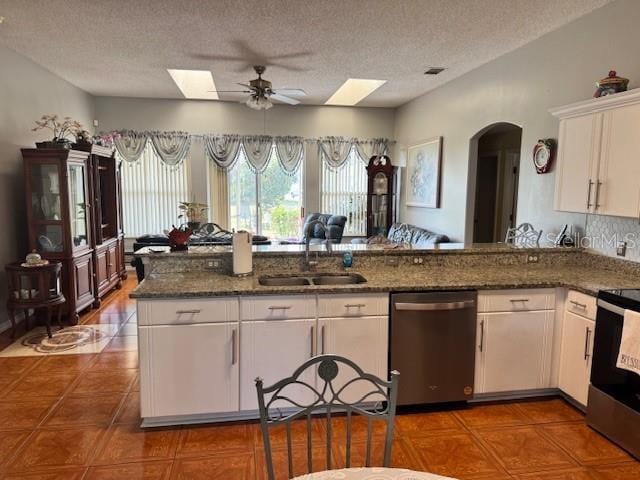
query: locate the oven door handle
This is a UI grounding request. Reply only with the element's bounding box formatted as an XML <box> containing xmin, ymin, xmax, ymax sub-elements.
<box><xmin>597</xmin><ymin>299</ymin><xmax>627</xmax><ymax>316</ymax></box>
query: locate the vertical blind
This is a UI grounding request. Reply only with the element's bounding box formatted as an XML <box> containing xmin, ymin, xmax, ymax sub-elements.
<box><xmin>321</xmin><ymin>147</ymin><xmax>368</xmax><ymax>236</ymax></box>
<box><xmin>120</xmin><ymin>143</ymin><xmax>189</xmax><ymax>237</ymax></box>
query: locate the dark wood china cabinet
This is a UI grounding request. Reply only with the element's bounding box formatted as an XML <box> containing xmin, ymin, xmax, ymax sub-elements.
<box><xmin>366</xmin><ymin>155</ymin><xmax>397</xmax><ymax>237</ymax></box>
<box><xmin>22</xmin><ymin>147</ymin><xmax>126</xmax><ymax>323</ymax></box>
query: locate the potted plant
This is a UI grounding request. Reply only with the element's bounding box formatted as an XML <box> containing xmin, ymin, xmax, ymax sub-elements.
<box><xmin>32</xmin><ymin>115</ymin><xmax>84</xmax><ymax>149</ymax></box>
<box><xmin>178</xmin><ymin>201</ymin><xmax>209</xmax><ymax>231</ymax></box>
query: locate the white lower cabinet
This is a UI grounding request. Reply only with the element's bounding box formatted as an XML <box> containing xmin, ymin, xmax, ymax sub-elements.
<box><xmin>475</xmin><ymin>310</ymin><xmax>554</xmax><ymax>394</ymax></box>
<box><xmin>139</xmin><ymin>322</ymin><xmax>239</xmax><ymax>418</ymax></box>
<box><xmin>558</xmin><ymin>311</ymin><xmax>595</xmax><ymax>406</ymax></box>
<box><xmin>318</xmin><ymin>316</ymin><xmax>388</xmax><ymax>403</ymax></box>
<box><xmin>240</xmin><ymin>318</ymin><xmax>316</xmax><ymax>411</ymax></box>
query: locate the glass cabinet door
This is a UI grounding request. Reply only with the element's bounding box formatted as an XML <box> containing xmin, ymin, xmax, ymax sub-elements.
<box><xmin>67</xmin><ymin>162</ymin><xmax>90</xmax><ymax>249</ymax></box>
<box><xmin>30</xmin><ymin>162</ymin><xmax>64</xmax><ymax>253</ymax></box>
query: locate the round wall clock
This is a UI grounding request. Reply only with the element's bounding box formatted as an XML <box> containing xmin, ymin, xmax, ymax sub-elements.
<box><xmin>533</xmin><ymin>139</ymin><xmax>556</xmax><ymax>174</ymax></box>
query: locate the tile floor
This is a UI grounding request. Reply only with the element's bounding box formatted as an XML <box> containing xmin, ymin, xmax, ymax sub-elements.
<box><xmin>0</xmin><ymin>277</ymin><xmax>638</xmax><ymax>479</ymax></box>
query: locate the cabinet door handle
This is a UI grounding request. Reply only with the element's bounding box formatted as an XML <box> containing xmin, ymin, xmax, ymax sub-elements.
<box><xmin>268</xmin><ymin>306</ymin><xmax>292</xmax><ymax>310</ymax></box>
<box><xmin>586</xmin><ymin>180</ymin><xmax>594</xmax><ymax>208</ymax></box>
<box><xmin>344</xmin><ymin>303</ymin><xmax>366</xmax><ymax>308</ymax></box>
<box><xmin>176</xmin><ymin>309</ymin><xmax>201</xmax><ymax>315</ymax></box>
<box><xmin>310</xmin><ymin>325</ymin><xmax>315</xmax><ymax>358</ymax></box>
<box><xmin>479</xmin><ymin>320</ymin><xmax>485</xmax><ymax>352</ymax></box>
<box><xmin>584</xmin><ymin>327</ymin><xmax>591</xmax><ymax>361</ymax></box>
<box><xmin>321</xmin><ymin>325</ymin><xmax>326</xmax><ymax>354</ymax></box>
<box><xmin>509</xmin><ymin>298</ymin><xmax>529</xmax><ymax>303</ymax></box>
<box><xmin>570</xmin><ymin>300</ymin><xmax>587</xmax><ymax>309</ymax></box>
<box><xmin>594</xmin><ymin>181</ymin><xmax>602</xmax><ymax>210</ymax></box>
<box><xmin>231</xmin><ymin>328</ymin><xmax>237</xmax><ymax>365</ymax></box>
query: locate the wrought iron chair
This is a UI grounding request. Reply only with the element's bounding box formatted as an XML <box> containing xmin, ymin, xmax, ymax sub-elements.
<box><xmin>255</xmin><ymin>354</ymin><xmax>400</xmax><ymax>480</ymax></box>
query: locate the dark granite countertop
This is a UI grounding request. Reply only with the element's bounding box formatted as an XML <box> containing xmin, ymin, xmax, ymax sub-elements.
<box><xmin>130</xmin><ymin>264</ymin><xmax>640</xmax><ymax>299</ymax></box>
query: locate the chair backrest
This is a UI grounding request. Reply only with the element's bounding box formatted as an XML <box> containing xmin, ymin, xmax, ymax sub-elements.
<box><xmin>302</xmin><ymin>213</ymin><xmax>348</xmax><ymax>243</ymax></box>
<box><xmin>255</xmin><ymin>355</ymin><xmax>400</xmax><ymax>480</ymax></box>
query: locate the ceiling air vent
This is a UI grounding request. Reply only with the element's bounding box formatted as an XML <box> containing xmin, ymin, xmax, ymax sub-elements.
<box><xmin>424</xmin><ymin>67</ymin><xmax>445</xmax><ymax>75</ymax></box>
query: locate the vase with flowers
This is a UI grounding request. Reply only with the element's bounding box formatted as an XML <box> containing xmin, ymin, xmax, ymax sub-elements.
<box><xmin>32</xmin><ymin>114</ymin><xmax>85</xmax><ymax>149</ymax></box>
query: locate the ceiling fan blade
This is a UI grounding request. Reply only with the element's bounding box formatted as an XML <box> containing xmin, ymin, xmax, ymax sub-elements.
<box><xmin>269</xmin><ymin>93</ymin><xmax>300</xmax><ymax>105</ymax></box>
<box><xmin>272</xmin><ymin>88</ymin><xmax>306</xmax><ymax>97</ymax></box>
<box><xmin>191</xmin><ymin>53</ymin><xmax>245</xmax><ymax>62</ymax></box>
<box><xmin>237</xmin><ymin>83</ymin><xmax>254</xmax><ymax>89</ymax></box>
<box><xmin>207</xmin><ymin>90</ymin><xmax>251</xmax><ymax>93</ymax></box>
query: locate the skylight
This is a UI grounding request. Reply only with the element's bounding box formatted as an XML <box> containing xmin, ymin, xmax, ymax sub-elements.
<box><xmin>325</xmin><ymin>79</ymin><xmax>387</xmax><ymax>106</ymax></box>
<box><xmin>167</xmin><ymin>69</ymin><xmax>219</xmax><ymax>100</ymax></box>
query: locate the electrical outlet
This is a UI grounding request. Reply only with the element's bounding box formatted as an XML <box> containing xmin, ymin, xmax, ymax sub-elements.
<box><xmin>385</xmin><ymin>257</ymin><xmax>399</xmax><ymax>266</ymax></box>
<box><xmin>526</xmin><ymin>254</ymin><xmax>539</xmax><ymax>264</ymax></box>
<box><xmin>205</xmin><ymin>259</ymin><xmax>220</xmax><ymax>270</ymax></box>
<box><xmin>617</xmin><ymin>241</ymin><xmax>627</xmax><ymax>257</ymax></box>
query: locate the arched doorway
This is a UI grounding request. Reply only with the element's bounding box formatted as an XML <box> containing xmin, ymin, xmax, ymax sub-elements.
<box><xmin>467</xmin><ymin>123</ymin><xmax>522</xmax><ymax>243</ymax></box>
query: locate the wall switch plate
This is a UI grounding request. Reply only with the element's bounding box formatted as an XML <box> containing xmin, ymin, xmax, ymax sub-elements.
<box><xmin>526</xmin><ymin>254</ymin><xmax>539</xmax><ymax>264</ymax></box>
<box><xmin>205</xmin><ymin>259</ymin><xmax>220</xmax><ymax>270</ymax></box>
<box><xmin>617</xmin><ymin>241</ymin><xmax>627</xmax><ymax>257</ymax></box>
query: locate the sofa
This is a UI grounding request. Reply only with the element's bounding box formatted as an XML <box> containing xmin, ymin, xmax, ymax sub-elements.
<box><xmin>280</xmin><ymin>213</ymin><xmax>348</xmax><ymax>245</ymax></box>
<box><xmin>354</xmin><ymin>222</ymin><xmax>449</xmax><ymax>247</ymax></box>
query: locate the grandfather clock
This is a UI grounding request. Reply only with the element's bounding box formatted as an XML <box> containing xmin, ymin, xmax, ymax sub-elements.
<box><xmin>366</xmin><ymin>155</ymin><xmax>396</xmax><ymax>237</ymax></box>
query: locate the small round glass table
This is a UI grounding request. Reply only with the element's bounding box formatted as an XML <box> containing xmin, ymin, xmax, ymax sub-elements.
<box><xmin>293</xmin><ymin>468</ymin><xmax>455</xmax><ymax>480</ymax></box>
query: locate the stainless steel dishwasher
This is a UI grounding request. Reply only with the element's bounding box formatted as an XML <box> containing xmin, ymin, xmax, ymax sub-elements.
<box><xmin>390</xmin><ymin>291</ymin><xmax>477</xmax><ymax>406</ymax></box>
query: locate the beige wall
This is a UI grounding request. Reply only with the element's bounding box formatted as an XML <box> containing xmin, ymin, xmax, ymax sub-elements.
<box><xmin>394</xmin><ymin>0</ymin><xmax>640</xmax><ymax>243</ymax></box>
<box><xmin>94</xmin><ymin>97</ymin><xmax>395</xmax><ymax>213</ymax></box>
<box><xmin>0</xmin><ymin>44</ymin><xmax>94</xmax><ymax>329</ymax></box>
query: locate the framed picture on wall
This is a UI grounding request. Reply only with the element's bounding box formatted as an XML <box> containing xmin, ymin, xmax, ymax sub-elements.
<box><xmin>406</xmin><ymin>137</ymin><xmax>442</xmax><ymax>208</ymax></box>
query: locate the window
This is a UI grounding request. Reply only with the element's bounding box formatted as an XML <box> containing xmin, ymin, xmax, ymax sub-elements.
<box><xmin>228</xmin><ymin>147</ymin><xmax>304</xmax><ymax>239</ymax></box>
<box><xmin>320</xmin><ymin>148</ymin><xmax>367</xmax><ymax>236</ymax></box>
<box><xmin>120</xmin><ymin>143</ymin><xmax>189</xmax><ymax>237</ymax></box>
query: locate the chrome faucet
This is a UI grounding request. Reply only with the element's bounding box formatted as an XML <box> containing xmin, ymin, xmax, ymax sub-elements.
<box><xmin>304</xmin><ymin>220</ymin><xmax>332</xmax><ymax>270</ymax></box>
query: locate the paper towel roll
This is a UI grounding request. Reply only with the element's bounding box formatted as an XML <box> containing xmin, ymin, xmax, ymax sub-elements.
<box><xmin>232</xmin><ymin>231</ymin><xmax>253</xmax><ymax>275</ymax></box>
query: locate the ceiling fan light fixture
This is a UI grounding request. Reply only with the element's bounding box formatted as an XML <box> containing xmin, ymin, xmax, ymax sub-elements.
<box><xmin>246</xmin><ymin>95</ymin><xmax>273</xmax><ymax>110</ymax></box>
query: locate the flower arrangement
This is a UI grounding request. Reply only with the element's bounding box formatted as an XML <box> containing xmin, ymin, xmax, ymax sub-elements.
<box><xmin>96</xmin><ymin>131</ymin><xmax>121</xmax><ymax>147</ymax></box>
<box><xmin>32</xmin><ymin>115</ymin><xmax>84</xmax><ymax>147</ymax></box>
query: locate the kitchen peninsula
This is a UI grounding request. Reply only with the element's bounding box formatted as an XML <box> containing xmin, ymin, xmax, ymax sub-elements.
<box><xmin>131</xmin><ymin>244</ymin><xmax>640</xmax><ymax>427</ymax></box>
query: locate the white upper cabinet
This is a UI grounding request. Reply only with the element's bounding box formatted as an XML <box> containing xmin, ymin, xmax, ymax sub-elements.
<box><xmin>551</xmin><ymin>89</ymin><xmax>640</xmax><ymax>218</ymax></box>
<box><xmin>597</xmin><ymin>103</ymin><xmax>640</xmax><ymax>218</ymax></box>
<box><xmin>554</xmin><ymin>114</ymin><xmax>601</xmax><ymax>213</ymax></box>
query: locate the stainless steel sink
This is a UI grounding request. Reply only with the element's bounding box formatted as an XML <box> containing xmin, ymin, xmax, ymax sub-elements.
<box><xmin>311</xmin><ymin>273</ymin><xmax>367</xmax><ymax>285</ymax></box>
<box><xmin>258</xmin><ymin>276</ymin><xmax>311</xmax><ymax>286</ymax></box>
<box><xmin>258</xmin><ymin>273</ymin><xmax>367</xmax><ymax>286</ymax></box>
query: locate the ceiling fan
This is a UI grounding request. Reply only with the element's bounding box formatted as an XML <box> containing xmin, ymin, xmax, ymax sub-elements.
<box><xmin>210</xmin><ymin>65</ymin><xmax>306</xmax><ymax>110</ymax></box>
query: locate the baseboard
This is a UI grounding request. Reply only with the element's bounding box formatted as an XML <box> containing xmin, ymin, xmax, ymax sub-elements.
<box><xmin>471</xmin><ymin>388</ymin><xmax>561</xmax><ymax>403</ymax></box>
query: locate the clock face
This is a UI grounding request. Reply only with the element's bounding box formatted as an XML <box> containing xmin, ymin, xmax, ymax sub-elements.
<box><xmin>373</xmin><ymin>173</ymin><xmax>387</xmax><ymax>195</ymax></box>
<box><xmin>533</xmin><ymin>140</ymin><xmax>555</xmax><ymax>174</ymax></box>
<box><xmin>534</xmin><ymin>147</ymin><xmax>549</xmax><ymax>167</ymax></box>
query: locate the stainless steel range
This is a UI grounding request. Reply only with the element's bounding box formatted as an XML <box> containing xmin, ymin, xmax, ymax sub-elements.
<box><xmin>588</xmin><ymin>289</ymin><xmax>640</xmax><ymax>459</ymax></box>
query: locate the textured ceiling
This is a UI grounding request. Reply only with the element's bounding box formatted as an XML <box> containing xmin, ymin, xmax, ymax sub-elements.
<box><xmin>0</xmin><ymin>0</ymin><xmax>612</xmax><ymax>107</ymax></box>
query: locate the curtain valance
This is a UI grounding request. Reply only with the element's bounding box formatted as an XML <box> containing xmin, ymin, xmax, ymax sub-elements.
<box><xmin>149</xmin><ymin>131</ymin><xmax>191</xmax><ymax>167</ymax></box>
<box><xmin>107</xmin><ymin>130</ymin><xmax>393</xmax><ymax>172</ymax></box>
<box><xmin>203</xmin><ymin>134</ymin><xmax>243</xmax><ymax>170</ymax></box>
<box><xmin>317</xmin><ymin>136</ymin><xmax>394</xmax><ymax>169</ymax></box>
<box><xmin>113</xmin><ymin>130</ymin><xmax>148</xmax><ymax>163</ymax></box>
<box><xmin>113</xmin><ymin>130</ymin><xmax>192</xmax><ymax>166</ymax></box>
<box><xmin>274</xmin><ymin>136</ymin><xmax>304</xmax><ymax>175</ymax></box>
